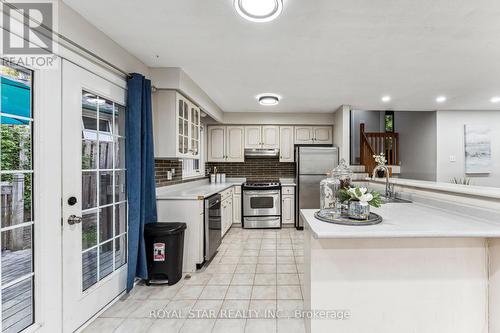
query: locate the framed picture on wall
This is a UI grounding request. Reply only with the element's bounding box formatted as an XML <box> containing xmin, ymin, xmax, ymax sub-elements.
<box><xmin>464</xmin><ymin>125</ymin><xmax>491</xmax><ymax>174</ymax></box>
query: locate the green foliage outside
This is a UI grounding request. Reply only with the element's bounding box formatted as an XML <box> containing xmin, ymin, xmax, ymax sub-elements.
<box><xmin>1</xmin><ymin>124</ymin><xmax>33</xmax><ymax>211</ymax></box>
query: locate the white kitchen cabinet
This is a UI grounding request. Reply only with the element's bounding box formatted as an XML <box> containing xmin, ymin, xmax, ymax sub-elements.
<box><xmin>221</xmin><ymin>187</ymin><xmax>234</xmax><ymax>237</ymax></box>
<box><xmin>279</xmin><ymin>126</ymin><xmax>295</xmax><ymax>162</ymax></box>
<box><xmin>313</xmin><ymin>126</ymin><xmax>333</xmax><ymax>144</ymax></box>
<box><xmin>294</xmin><ymin>126</ymin><xmax>333</xmax><ymax>145</ymax></box>
<box><xmin>207</xmin><ymin>126</ymin><xmax>226</xmax><ymax>162</ymax></box>
<box><xmin>207</xmin><ymin>126</ymin><xmax>245</xmax><ymax>162</ymax></box>
<box><xmin>282</xmin><ymin>186</ymin><xmax>295</xmax><ymax>225</ymax></box>
<box><xmin>153</xmin><ymin>90</ymin><xmax>201</xmax><ymax>158</ymax></box>
<box><xmin>262</xmin><ymin>126</ymin><xmax>279</xmax><ymax>149</ymax></box>
<box><xmin>226</xmin><ymin>126</ymin><xmax>245</xmax><ymax>162</ymax></box>
<box><xmin>294</xmin><ymin>126</ymin><xmax>314</xmax><ymax>144</ymax></box>
<box><xmin>244</xmin><ymin>126</ymin><xmax>262</xmax><ymax>148</ymax></box>
<box><xmin>245</xmin><ymin>125</ymin><xmax>279</xmax><ymax>149</ymax></box>
<box><xmin>233</xmin><ymin>186</ymin><xmax>242</xmax><ymax>225</ymax></box>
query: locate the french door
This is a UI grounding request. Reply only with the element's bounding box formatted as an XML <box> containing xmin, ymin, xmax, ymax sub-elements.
<box><xmin>61</xmin><ymin>60</ymin><xmax>128</xmax><ymax>332</ymax></box>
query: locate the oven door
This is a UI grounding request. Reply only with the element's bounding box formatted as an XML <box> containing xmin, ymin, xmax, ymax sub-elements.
<box><xmin>243</xmin><ymin>190</ymin><xmax>281</xmax><ymax>216</ymax></box>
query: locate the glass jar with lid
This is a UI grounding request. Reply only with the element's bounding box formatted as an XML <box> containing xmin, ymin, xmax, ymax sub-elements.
<box><xmin>318</xmin><ymin>171</ymin><xmax>342</xmax><ymax>219</ymax></box>
<box><xmin>333</xmin><ymin>159</ymin><xmax>353</xmax><ymax>190</ymax></box>
<box><xmin>332</xmin><ymin>159</ymin><xmax>353</xmax><ymax>216</ymax></box>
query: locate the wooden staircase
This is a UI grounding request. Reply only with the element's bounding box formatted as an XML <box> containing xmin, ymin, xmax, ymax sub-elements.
<box><xmin>359</xmin><ymin>123</ymin><xmax>400</xmax><ymax>175</ymax></box>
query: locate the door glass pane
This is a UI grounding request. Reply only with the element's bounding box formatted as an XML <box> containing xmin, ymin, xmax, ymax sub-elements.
<box><xmin>99</xmin><ymin>241</ymin><xmax>113</xmax><ymax>279</ymax></box>
<box><xmin>0</xmin><ymin>62</ymin><xmax>34</xmax><ymax>333</ymax></box>
<box><xmin>115</xmin><ymin>203</ymin><xmax>126</xmax><ymax>236</ymax></box>
<box><xmin>114</xmin><ymin>104</ymin><xmax>125</xmax><ymax>137</ymax></box>
<box><xmin>82</xmin><ymin>138</ymin><xmax>98</xmax><ymax>169</ymax></box>
<box><xmin>115</xmin><ymin>137</ymin><xmax>125</xmax><ymax>169</ymax></box>
<box><xmin>1</xmin><ymin>226</ymin><xmax>32</xmax><ymax>285</ymax></box>
<box><xmin>82</xmin><ymin>171</ymin><xmax>97</xmax><ymax>210</ymax></box>
<box><xmin>99</xmin><ymin>206</ymin><xmax>113</xmax><ymax>243</ymax></box>
<box><xmin>115</xmin><ymin>235</ymin><xmax>127</xmax><ymax>269</ymax></box>
<box><xmin>99</xmin><ymin>171</ymin><xmax>113</xmax><ymax>206</ymax></box>
<box><xmin>1</xmin><ymin>277</ymin><xmax>33</xmax><ymax>333</ymax></box>
<box><xmin>1</xmin><ymin>118</ymin><xmax>32</xmax><ymax>171</ymax></box>
<box><xmin>115</xmin><ymin>170</ymin><xmax>126</xmax><ymax>203</ymax></box>
<box><xmin>80</xmin><ymin>92</ymin><xmax>128</xmax><ymax>290</ymax></box>
<box><xmin>82</xmin><ymin>249</ymin><xmax>97</xmax><ymax>291</ymax></box>
<box><xmin>1</xmin><ymin>174</ymin><xmax>33</xmax><ymax>227</ymax></box>
<box><xmin>82</xmin><ymin>211</ymin><xmax>97</xmax><ymax>250</ymax></box>
<box><xmin>99</xmin><ymin>141</ymin><xmax>113</xmax><ymax>169</ymax></box>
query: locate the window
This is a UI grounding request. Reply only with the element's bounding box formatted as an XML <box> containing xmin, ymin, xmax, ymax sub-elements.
<box><xmin>182</xmin><ymin>125</ymin><xmax>205</xmax><ymax>179</ymax></box>
<box><xmin>0</xmin><ymin>61</ymin><xmax>34</xmax><ymax>333</ymax></box>
<box><xmin>385</xmin><ymin>111</ymin><xmax>395</xmax><ymax>132</ymax></box>
<box><xmin>81</xmin><ymin>91</ymin><xmax>127</xmax><ymax>291</ymax></box>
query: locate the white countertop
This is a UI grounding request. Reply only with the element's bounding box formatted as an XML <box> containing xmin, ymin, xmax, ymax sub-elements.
<box><xmin>369</xmin><ymin>178</ymin><xmax>500</xmax><ymax>200</ymax></box>
<box><xmin>156</xmin><ymin>178</ymin><xmax>245</xmax><ymax>200</ymax></box>
<box><xmin>301</xmin><ymin>202</ymin><xmax>500</xmax><ymax>239</ymax></box>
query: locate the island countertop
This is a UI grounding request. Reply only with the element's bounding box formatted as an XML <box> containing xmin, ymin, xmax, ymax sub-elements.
<box><xmin>301</xmin><ymin>202</ymin><xmax>500</xmax><ymax>239</ymax></box>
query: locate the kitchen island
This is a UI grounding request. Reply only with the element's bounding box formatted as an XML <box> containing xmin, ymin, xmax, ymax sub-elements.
<box><xmin>300</xmin><ymin>186</ymin><xmax>500</xmax><ymax>333</ymax></box>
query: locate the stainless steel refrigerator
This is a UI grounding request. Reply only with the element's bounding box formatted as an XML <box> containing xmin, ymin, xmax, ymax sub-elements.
<box><xmin>295</xmin><ymin>146</ymin><xmax>339</xmax><ymax>229</ymax></box>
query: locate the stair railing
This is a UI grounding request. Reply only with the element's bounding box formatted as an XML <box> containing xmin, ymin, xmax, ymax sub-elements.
<box><xmin>360</xmin><ymin>123</ymin><xmax>400</xmax><ymax>175</ymax></box>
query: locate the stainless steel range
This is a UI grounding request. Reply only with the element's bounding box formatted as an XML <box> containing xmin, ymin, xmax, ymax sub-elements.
<box><xmin>242</xmin><ymin>182</ymin><xmax>281</xmax><ymax>229</ymax></box>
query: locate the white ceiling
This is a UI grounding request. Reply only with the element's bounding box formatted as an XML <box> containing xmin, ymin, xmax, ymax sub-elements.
<box><xmin>63</xmin><ymin>0</ymin><xmax>500</xmax><ymax>113</ymax></box>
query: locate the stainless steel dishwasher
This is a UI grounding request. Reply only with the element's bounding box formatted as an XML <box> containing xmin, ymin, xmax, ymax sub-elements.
<box><xmin>204</xmin><ymin>194</ymin><xmax>222</xmax><ymax>261</ymax></box>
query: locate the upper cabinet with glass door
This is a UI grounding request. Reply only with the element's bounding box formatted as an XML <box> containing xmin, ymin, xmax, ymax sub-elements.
<box><xmin>153</xmin><ymin>90</ymin><xmax>201</xmax><ymax>159</ymax></box>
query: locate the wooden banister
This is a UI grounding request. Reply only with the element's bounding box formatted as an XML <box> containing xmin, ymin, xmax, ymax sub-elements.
<box><xmin>359</xmin><ymin>123</ymin><xmax>400</xmax><ymax>175</ymax></box>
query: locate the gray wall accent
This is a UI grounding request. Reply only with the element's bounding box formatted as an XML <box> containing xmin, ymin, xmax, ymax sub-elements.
<box><xmin>395</xmin><ymin>111</ymin><xmax>437</xmax><ymax>181</ymax></box>
<box><xmin>350</xmin><ymin>110</ymin><xmax>384</xmax><ymax>164</ymax></box>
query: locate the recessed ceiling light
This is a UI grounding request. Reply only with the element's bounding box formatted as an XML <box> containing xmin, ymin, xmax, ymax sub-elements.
<box><xmin>490</xmin><ymin>96</ymin><xmax>500</xmax><ymax>103</ymax></box>
<box><xmin>234</xmin><ymin>0</ymin><xmax>283</xmax><ymax>23</ymax></box>
<box><xmin>436</xmin><ymin>96</ymin><xmax>447</xmax><ymax>103</ymax></box>
<box><xmin>381</xmin><ymin>96</ymin><xmax>391</xmax><ymax>103</ymax></box>
<box><xmin>257</xmin><ymin>94</ymin><xmax>280</xmax><ymax>106</ymax></box>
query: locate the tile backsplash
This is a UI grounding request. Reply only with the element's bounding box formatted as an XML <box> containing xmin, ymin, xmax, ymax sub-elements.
<box><xmin>206</xmin><ymin>158</ymin><xmax>296</xmax><ymax>181</ymax></box>
<box><xmin>155</xmin><ymin>159</ymin><xmax>182</xmax><ymax>187</ymax></box>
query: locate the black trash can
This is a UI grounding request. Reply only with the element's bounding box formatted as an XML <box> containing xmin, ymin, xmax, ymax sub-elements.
<box><xmin>144</xmin><ymin>222</ymin><xmax>187</xmax><ymax>286</ymax></box>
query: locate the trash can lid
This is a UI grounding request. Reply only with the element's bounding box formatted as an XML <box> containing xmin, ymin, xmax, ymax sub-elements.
<box><xmin>144</xmin><ymin>222</ymin><xmax>187</xmax><ymax>236</ymax></box>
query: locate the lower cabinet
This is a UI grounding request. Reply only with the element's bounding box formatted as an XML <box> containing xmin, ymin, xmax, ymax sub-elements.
<box><xmin>221</xmin><ymin>197</ymin><xmax>232</xmax><ymax>237</ymax></box>
<box><xmin>156</xmin><ymin>199</ymin><xmax>204</xmax><ymax>273</ymax></box>
<box><xmin>282</xmin><ymin>186</ymin><xmax>295</xmax><ymax>225</ymax></box>
<box><xmin>233</xmin><ymin>189</ymin><xmax>242</xmax><ymax>225</ymax></box>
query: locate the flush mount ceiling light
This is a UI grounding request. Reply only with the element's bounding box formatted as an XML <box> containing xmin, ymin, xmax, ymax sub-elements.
<box><xmin>381</xmin><ymin>95</ymin><xmax>391</xmax><ymax>103</ymax></box>
<box><xmin>490</xmin><ymin>96</ymin><xmax>500</xmax><ymax>103</ymax></box>
<box><xmin>234</xmin><ymin>0</ymin><xmax>283</xmax><ymax>23</ymax></box>
<box><xmin>258</xmin><ymin>94</ymin><xmax>280</xmax><ymax>106</ymax></box>
<box><xmin>436</xmin><ymin>96</ymin><xmax>447</xmax><ymax>103</ymax></box>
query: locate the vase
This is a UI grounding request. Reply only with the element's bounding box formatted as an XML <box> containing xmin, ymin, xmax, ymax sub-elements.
<box><xmin>348</xmin><ymin>201</ymin><xmax>370</xmax><ymax>220</ymax></box>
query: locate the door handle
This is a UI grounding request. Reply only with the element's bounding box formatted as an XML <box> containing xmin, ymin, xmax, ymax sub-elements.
<box><xmin>68</xmin><ymin>215</ymin><xmax>82</xmax><ymax>225</ymax></box>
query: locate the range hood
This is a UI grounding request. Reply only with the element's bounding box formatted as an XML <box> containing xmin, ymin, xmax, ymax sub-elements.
<box><xmin>244</xmin><ymin>148</ymin><xmax>280</xmax><ymax>158</ymax></box>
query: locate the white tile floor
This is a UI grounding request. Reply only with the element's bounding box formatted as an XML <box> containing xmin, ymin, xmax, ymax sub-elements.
<box><xmin>83</xmin><ymin>227</ymin><xmax>305</xmax><ymax>333</ymax></box>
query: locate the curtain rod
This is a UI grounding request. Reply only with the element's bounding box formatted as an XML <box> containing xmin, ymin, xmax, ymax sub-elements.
<box><xmin>1</xmin><ymin>0</ymin><xmax>133</xmax><ymax>79</ymax></box>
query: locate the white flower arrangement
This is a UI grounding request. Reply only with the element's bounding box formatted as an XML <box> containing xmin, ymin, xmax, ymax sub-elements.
<box><xmin>373</xmin><ymin>153</ymin><xmax>387</xmax><ymax>166</ymax></box>
<box><xmin>347</xmin><ymin>187</ymin><xmax>373</xmax><ymax>206</ymax></box>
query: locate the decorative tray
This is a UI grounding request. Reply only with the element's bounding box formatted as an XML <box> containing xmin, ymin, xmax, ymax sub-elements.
<box><xmin>314</xmin><ymin>211</ymin><xmax>383</xmax><ymax>226</ymax></box>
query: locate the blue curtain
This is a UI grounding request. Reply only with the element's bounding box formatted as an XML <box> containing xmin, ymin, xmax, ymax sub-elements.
<box><xmin>126</xmin><ymin>73</ymin><xmax>157</xmax><ymax>292</ymax></box>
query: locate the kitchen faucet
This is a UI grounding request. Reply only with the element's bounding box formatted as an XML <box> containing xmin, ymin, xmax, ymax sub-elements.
<box><xmin>372</xmin><ymin>165</ymin><xmax>394</xmax><ymax>198</ymax></box>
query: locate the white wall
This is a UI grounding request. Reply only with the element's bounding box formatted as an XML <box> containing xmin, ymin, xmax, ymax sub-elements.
<box><xmin>222</xmin><ymin>112</ymin><xmax>334</xmax><ymax>125</ymax></box>
<box><xmin>436</xmin><ymin>110</ymin><xmax>500</xmax><ymax>187</ymax></box>
<box><xmin>333</xmin><ymin>105</ymin><xmax>351</xmax><ymax>163</ymax></box>
<box><xmin>395</xmin><ymin>111</ymin><xmax>437</xmax><ymax>181</ymax></box>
